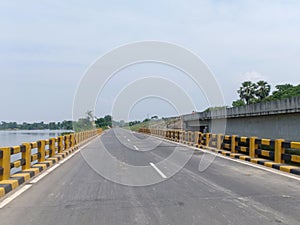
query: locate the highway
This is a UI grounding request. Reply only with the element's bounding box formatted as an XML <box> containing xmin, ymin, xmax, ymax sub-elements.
<box><xmin>0</xmin><ymin>128</ymin><xmax>300</xmax><ymax>225</ymax></box>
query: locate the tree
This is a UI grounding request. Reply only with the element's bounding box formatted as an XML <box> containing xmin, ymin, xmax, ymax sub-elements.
<box><xmin>237</xmin><ymin>81</ymin><xmax>257</xmax><ymax>104</ymax></box>
<box><xmin>270</xmin><ymin>84</ymin><xmax>296</xmax><ymax>100</ymax></box>
<box><xmin>95</xmin><ymin>115</ymin><xmax>112</xmax><ymax>128</ymax></box>
<box><xmin>255</xmin><ymin>80</ymin><xmax>271</xmax><ymax>100</ymax></box>
<box><xmin>232</xmin><ymin>99</ymin><xmax>246</xmax><ymax>107</ymax></box>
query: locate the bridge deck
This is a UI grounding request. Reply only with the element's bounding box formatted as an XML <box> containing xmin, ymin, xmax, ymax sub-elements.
<box><xmin>0</xmin><ymin>128</ymin><xmax>299</xmax><ymax>225</ymax></box>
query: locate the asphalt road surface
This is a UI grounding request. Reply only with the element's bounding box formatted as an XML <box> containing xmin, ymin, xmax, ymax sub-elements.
<box><xmin>0</xmin><ymin>128</ymin><xmax>299</xmax><ymax>225</ymax></box>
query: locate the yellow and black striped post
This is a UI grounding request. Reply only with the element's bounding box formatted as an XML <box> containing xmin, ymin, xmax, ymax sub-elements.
<box><xmin>37</xmin><ymin>140</ymin><xmax>46</xmax><ymax>162</ymax></box>
<box><xmin>70</xmin><ymin>134</ymin><xmax>75</xmax><ymax>147</ymax></box>
<box><xmin>249</xmin><ymin>137</ymin><xmax>257</xmax><ymax>158</ymax></box>
<box><xmin>217</xmin><ymin>134</ymin><xmax>223</xmax><ymax>149</ymax></box>
<box><xmin>58</xmin><ymin>136</ymin><xmax>63</xmax><ymax>153</ymax></box>
<box><xmin>64</xmin><ymin>135</ymin><xmax>70</xmax><ymax>150</ymax></box>
<box><xmin>275</xmin><ymin>139</ymin><xmax>285</xmax><ymax>163</ymax></box>
<box><xmin>205</xmin><ymin>133</ymin><xmax>210</xmax><ymax>147</ymax></box>
<box><xmin>49</xmin><ymin>138</ymin><xmax>56</xmax><ymax>157</ymax></box>
<box><xmin>231</xmin><ymin>135</ymin><xmax>237</xmax><ymax>153</ymax></box>
<box><xmin>22</xmin><ymin>143</ymin><xmax>31</xmax><ymax>170</ymax></box>
<box><xmin>0</xmin><ymin>147</ymin><xmax>11</xmax><ymax>181</ymax></box>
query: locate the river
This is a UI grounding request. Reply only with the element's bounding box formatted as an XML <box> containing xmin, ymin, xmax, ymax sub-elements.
<box><xmin>0</xmin><ymin>130</ymin><xmax>72</xmax><ymax>147</ymax></box>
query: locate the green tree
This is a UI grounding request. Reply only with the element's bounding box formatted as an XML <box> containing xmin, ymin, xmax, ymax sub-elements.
<box><xmin>95</xmin><ymin>115</ymin><xmax>112</xmax><ymax>128</ymax></box>
<box><xmin>269</xmin><ymin>84</ymin><xmax>297</xmax><ymax>100</ymax></box>
<box><xmin>232</xmin><ymin>99</ymin><xmax>246</xmax><ymax>107</ymax></box>
<box><xmin>237</xmin><ymin>81</ymin><xmax>257</xmax><ymax>104</ymax></box>
<box><xmin>255</xmin><ymin>80</ymin><xmax>271</xmax><ymax>100</ymax></box>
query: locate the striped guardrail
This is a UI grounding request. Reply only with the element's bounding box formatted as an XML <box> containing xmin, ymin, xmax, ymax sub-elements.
<box><xmin>0</xmin><ymin>129</ymin><xmax>102</xmax><ymax>197</ymax></box>
<box><xmin>139</xmin><ymin>128</ymin><xmax>300</xmax><ymax>175</ymax></box>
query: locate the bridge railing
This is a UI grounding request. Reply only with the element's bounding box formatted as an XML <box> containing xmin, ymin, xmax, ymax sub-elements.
<box><xmin>139</xmin><ymin>128</ymin><xmax>300</xmax><ymax>175</ymax></box>
<box><xmin>0</xmin><ymin>129</ymin><xmax>102</xmax><ymax>182</ymax></box>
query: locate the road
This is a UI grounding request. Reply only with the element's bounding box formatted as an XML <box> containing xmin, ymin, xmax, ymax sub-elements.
<box><xmin>0</xmin><ymin>128</ymin><xmax>300</xmax><ymax>225</ymax></box>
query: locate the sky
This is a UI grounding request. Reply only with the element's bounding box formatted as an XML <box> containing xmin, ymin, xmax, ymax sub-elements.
<box><xmin>0</xmin><ymin>0</ymin><xmax>300</xmax><ymax>122</ymax></box>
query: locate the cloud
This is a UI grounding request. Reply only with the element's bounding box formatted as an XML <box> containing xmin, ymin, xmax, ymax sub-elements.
<box><xmin>240</xmin><ymin>71</ymin><xmax>267</xmax><ymax>82</ymax></box>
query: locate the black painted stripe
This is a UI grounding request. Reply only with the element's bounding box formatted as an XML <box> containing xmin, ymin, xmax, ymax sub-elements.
<box><xmin>290</xmin><ymin>169</ymin><xmax>300</xmax><ymax>175</ymax></box>
<box><xmin>282</xmin><ymin>142</ymin><xmax>291</xmax><ymax>148</ymax></box>
<box><xmin>10</xmin><ymin>176</ymin><xmax>25</xmax><ymax>185</ymax></box>
<box><xmin>0</xmin><ymin>183</ymin><xmax>12</xmax><ymax>193</ymax></box>
<box><xmin>257</xmin><ymin>160</ymin><xmax>269</xmax><ymax>165</ymax></box>
<box><xmin>43</xmin><ymin>162</ymin><xmax>51</xmax><ymax>167</ymax></box>
<box><xmin>32</xmin><ymin>166</ymin><xmax>43</xmax><ymax>172</ymax></box>
<box><xmin>282</xmin><ymin>154</ymin><xmax>292</xmax><ymax>161</ymax></box>
<box><xmin>272</xmin><ymin>164</ymin><xmax>283</xmax><ymax>170</ymax></box>
<box><xmin>20</xmin><ymin>145</ymin><xmax>26</xmax><ymax>152</ymax></box>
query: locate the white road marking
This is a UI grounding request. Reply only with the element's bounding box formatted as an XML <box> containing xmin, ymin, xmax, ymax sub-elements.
<box><xmin>150</xmin><ymin>162</ymin><xmax>167</xmax><ymax>179</ymax></box>
<box><xmin>0</xmin><ymin>184</ymin><xmax>32</xmax><ymax>209</ymax></box>
<box><xmin>133</xmin><ymin>145</ymin><xmax>139</xmax><ymax>150</ymax></box>
<box><xmin>127</xmin><ymin>139</ymin><xmax>131</xmax><ymax>142</ymax></box>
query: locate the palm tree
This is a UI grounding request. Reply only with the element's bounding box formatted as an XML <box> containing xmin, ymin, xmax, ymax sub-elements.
<box><xmin>255</xmin><ymin>80</ymin><xmax>271</xmax><ymax>100</ymax></box>
<box><xmin>237</xmin><ymin>81</ymin><xmax>257</xmax><ymax>104</ymax></box>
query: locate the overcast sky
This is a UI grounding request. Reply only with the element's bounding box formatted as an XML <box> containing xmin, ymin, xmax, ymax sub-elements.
<box><xmin>1</xmin><ymin>0</ymin><xmax>299</xmax><ymax>122</ymax></box>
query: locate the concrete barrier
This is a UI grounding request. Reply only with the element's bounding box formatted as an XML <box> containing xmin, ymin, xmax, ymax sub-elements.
<box><xmin>0</xmin><ymin>129</ymin><xmax>102</xmax><ymax>198</ymax></box>
<box><xmin>140</xmin><ymin>128</ymin><xmax>300</xmax><ymax>176</ymax></box>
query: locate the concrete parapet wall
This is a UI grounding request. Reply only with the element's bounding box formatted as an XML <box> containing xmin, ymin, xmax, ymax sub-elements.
<box><xmin>183</xmin><ymin>96</ymin><xmax>300</xmax><ymax>140</ymax></box>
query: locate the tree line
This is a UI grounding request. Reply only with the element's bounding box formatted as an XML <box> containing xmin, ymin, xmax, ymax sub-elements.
<box><xmin>0</xmin><ymin>120</ymin><xmax>73</xmax><ymax>130</ymax></box>
<box><xmin>232</xmin><ymin>81</ymin><xmax>300</xmax><ymax>107</ymax></box>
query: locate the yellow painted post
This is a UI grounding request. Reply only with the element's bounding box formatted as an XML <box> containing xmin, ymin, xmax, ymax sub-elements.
<box><xmin>275</xmin><ymin>139</ymin><xmax>285</xmax><ymax>163</ymax></box>
<box><xmin>70</xmin><ymin>134</ymin><xmax>75</xmax><ymax>147</ymax></box>
<box><xmin>217</xmin><ymin>134</ymin><xmax>223</xmax><ymax>149</ymax></box>
<box><xmin>231</xmin><ymin>135</ymin><xmax>237</xmax><ymax>153</ymax></box>
<box><xmin>58</xmin><ymin>136</ymin><xmax>63</xmax><ymax>153</ymax></box>
<box><xmin>181</xmin><ymin>131</ymin><xmax>184</xmax><ymax>143</ymax></box>
<box><xmin>249</xmin><ymin>137</ymin><xmax>257</xmax><ymax>158</ymax></box>
<box><xmin>0</xmin><ymin>147</ymin><xmax>11</xmax><ymax>181</ymax></box>
<box><xmin>22</xmin><ymin>143</ymin><xmax>31</xmax><ymax>170</ymax></box>
<box><xmin>37</xmin><ymin>140</ymin><xmax>45</xmax><ymax>162</ymax></box>
<box><xmin>189</xmin><ymin>131</ymin><xmax>193</xmax><ymax>145</ymax></box>
<box><xmin>64</xmin><ymin>135</ymin><xmax>69</xmax><ymax>150</ymax></box>
<box><xmin>49</xmin><ymin>138</ymin><xmax>56</xmax><ymax>157</ymax></box>
<box><xmin>194</xmin><ymin>132</ymin><xmax>199</xmax><ymax>147</ymax></box>
<box><xmin>205</xmin><ymin>133</ymin><xmax>210</xmax><ymax>147</ymax></box>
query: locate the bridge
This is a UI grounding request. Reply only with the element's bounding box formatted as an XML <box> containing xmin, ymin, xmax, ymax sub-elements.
<box><xmin>182</xmin><ymin>96</ymin><xmax>300</xmax><ymax>140</ymax></box>
<box><xmin>0</xmin><ymin>127</ymin><xmax>300</xmax><ymax>225</ymax></box>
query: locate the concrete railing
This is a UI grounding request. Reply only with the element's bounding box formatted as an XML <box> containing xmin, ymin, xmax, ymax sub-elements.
<box><xmin>0</xmin><ymin>129</ymin><xmax>102</xmax><ymax>197</ymax></box>
<box><xmin>139</xmin><ymin>128</ymin><xmax>300</xmax><ymax>175</ymax></box>
<box><xmin>182</xmin><ymin>96</ymin><xmax>300</xmax><ymax>120</ymax></box>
